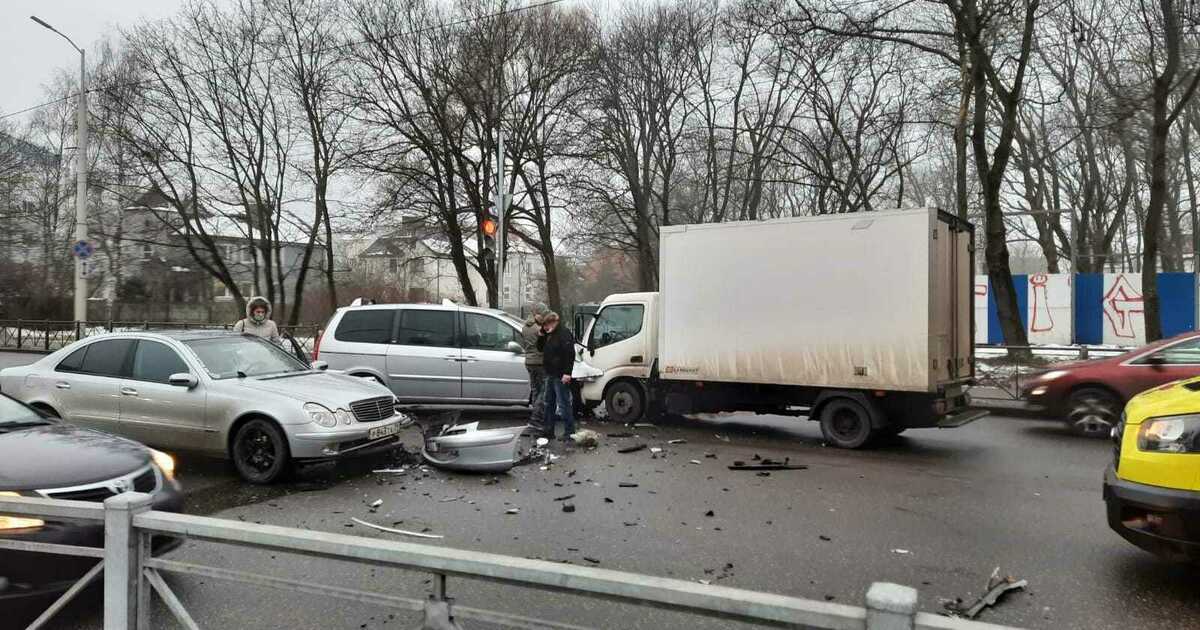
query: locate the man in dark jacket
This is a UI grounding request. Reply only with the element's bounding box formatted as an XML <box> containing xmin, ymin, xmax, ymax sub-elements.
<box><xmin>536</xmin><ymin>311</ymin><xmax>576</xmax><ymax>439</ymax></box>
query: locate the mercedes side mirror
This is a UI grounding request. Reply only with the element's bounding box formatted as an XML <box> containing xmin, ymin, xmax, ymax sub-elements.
<box><xmin>311</xmin><ymin>360</ymin><xmax>329</xmax><ymax>371</ymax></box>
<box><xmin>504</xmin><ymin>341</ymin><xmax>524</xmax><ymax>354</ymax></box>
<box><xmin>168</xmin><ymin>373</ymin><xmax>198</xmax><ymax>389</ymax></box>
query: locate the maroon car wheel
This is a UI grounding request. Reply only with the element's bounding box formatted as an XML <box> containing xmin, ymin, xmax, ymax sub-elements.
<box><xmin>1066</xmin><ymin>388</ymin><xmax>1120</xmax><ymax>438</ymax></box>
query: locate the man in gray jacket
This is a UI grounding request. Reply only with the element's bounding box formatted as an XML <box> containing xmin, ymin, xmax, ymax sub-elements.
<box><xmin>233</xmin><ymin>296</ymin><xmax>282</xmax><ymax>346</ymax></box>
<box><xmin>522</xmin><ymin>302</ymin><xmax>549</xmax><ymax>430</ymax></box>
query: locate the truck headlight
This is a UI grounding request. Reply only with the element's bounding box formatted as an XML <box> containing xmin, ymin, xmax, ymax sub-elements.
<box><xmin>304</xmin><ymin>403</ymin><xmax>337</xmax><ymax>428</ymax></box>
<box><xmin>150</xmin><ymin>449</ymin><xmax>176</xmax><ymax>479</ymax></box>
<box><xmin>0</xmin><ymin>492</ymin><xmax>44</xmax><ymax>530</ymax></box>
<box><xmin>1138</xmin><ymin>414</ymin><xmax>1200</xmax><ymax>453</ymax></box>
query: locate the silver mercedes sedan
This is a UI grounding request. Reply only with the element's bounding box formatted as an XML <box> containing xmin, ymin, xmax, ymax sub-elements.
<box><xmin>0</xmin><ymin>331</ymin><xmax>412</xmax><ymax>483</ymax></box>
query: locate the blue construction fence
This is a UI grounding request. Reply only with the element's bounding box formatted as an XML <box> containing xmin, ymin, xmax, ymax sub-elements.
<box><xmin>974</xmin><ymin>272</ymin><xmax>1196</xmax><ymax>347</ymax></box>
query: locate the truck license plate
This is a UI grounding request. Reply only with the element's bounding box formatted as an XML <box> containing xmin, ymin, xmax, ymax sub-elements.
<box><xmin>369</xmin><ymin>422</ymin><xmax>400</xmax><ymax>440</ymax></box>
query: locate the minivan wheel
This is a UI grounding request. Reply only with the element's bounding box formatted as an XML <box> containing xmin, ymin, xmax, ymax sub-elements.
<box><xmin>605</xmin><ymin>381</ymin><xmax>645</xmax><ymax>424</ymax></box>
<box><xmin>1066</xmin><ymin>388</ymin><xmax>1120</xmax><ymax>438</ymax></box>
<box><xmin>819</xmin><ymin>399</ymin><xmax>875</xmax><ymax>449</ymax></box>
<box><xmin>232</xmin><ymin>419</ymin><xmax>290</xmax><ymax>484</ymax></box>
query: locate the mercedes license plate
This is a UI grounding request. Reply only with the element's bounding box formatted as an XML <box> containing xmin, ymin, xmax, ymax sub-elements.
<box><xmin>368</xmin><ymin>422</ymin><xmax>400</xmax><ymax>440</ymax></box>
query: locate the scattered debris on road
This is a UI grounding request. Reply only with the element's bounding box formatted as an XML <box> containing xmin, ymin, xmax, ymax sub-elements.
<box><xmin>351</xmin><ymin>518</ymin><xmax>443</xmax><ymax>539</ymax></box>
<box><xmin>704</xmin><ymin>510</ymin><xmax>714</xmax><ymax>517</ymax></box>
<box><xmin>689</xmin><ymin>459</ymin><xmax>702</xmax><ymax>465</ymax></box>
<box><xmin>649</xmin><ymin>447</ymin><xmax>663</xmax><ymax>455</ymax></box>
<box><xmin>369</xmin><ymin>499</ymin><xmax>383</xmax><ymax>508</ymax></box>
<box><xmin>607</xmin><ymin>432</ymin><xmax>635</xmax><ymax>438</ymax></box>
<box><xmin>715</xmin><ymin>434</ymin><xmax>731</xmax><ymax>442</ymax></box>
<box><xmin>563</xmin><ymin>503</ymin><xmax>576</xmax><ymax>513</ymax></box>
<box><xmin>619</xmin><ymin>482</ymin><xmax>639</xmax><ymax>488</ymax></box>
<box><xmin>617</xmin><ymin>444</ymin><xmax>647</xmax><ymax>454</ymax></box>
<box><xmin>570</xmin><ymin>429</ymin><xmax>601</xmax><ymax>447</ymax></box>
<box><xmin>945</xmin><ymin>568</ymin><xmax>1028</xmax><ymax>619</ymax></box>
<box><xmin>553</xmin><ymin>494</ymin><xmax>576</xmax><ymax>502</ymax></box>
<box><xmin>891</xmin><ymin>548</ymin><xmax>911</xmax><ymax>555</ymax></box>
<box><xmin>668</xmin><ymin>439</ymin><xmax>687</xmax><ymax>444</ymax></box>
<box><xmin>728</xmin><ymin>461</ymin><xmax>807</xmax><ymax>471</ymax></box>
<box><xmin>505</xmin><ymin>508</ymin><xmax>520</xmax><ymax>515</ymax></box>
<box><xmin>633</xmin><ymin>423</ymin><xmax>657</xmax><ymax>429</ymax></box>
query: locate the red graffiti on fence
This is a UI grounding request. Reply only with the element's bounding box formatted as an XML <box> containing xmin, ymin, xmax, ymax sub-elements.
<box><xmin>1029</xmin><ymin>273</ymin><xmax>1054</xmax><ymax>332</ymax></box>
<box><xmin>1103</xmin><ymin>275</ymin><xmax>1144</xmax><ymax>339</ymax></box>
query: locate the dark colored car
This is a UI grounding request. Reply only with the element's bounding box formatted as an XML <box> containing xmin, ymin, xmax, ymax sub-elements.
<box><xmin>0</xmin><ymin>394</ymin><xmax>183</xmax><ymax>602</ymax></box>
<box><xmin>1020</xmin><ymin>332</ymin><xmax>1200</xmax><ymax>437</ymax></box>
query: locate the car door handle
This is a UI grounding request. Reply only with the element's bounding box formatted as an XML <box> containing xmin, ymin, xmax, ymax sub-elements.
<box><xmin>120</xmin><ymin>387</ymin><xmax>138</xmax><ymax>397</ymax></box>
<box><xmin>55</xmin><ymin>381</ymin><xmax>71</xmax><ymax>390</ymax></box>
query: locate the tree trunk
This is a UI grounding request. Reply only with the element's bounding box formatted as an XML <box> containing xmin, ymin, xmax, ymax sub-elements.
<box><xmin>1143</xmin><ymin>80</ymin><xmax>1170</xmax><ymax>341</ymax></box>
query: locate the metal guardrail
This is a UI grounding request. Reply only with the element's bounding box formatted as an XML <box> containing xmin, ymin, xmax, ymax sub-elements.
<box><xmin>0</xmin><ymin>320</ymin><xmax>321</xmax><ymax>355</ymax></box>
<box><xmin>972</xmin><ymin>344</ymin><xmax>1129</xmax><ymax>400</ymax></box>
<box><xmin>0</xmin><ymin>494</ymin><xmax>1023</xmax><ymax>630</ymax></box>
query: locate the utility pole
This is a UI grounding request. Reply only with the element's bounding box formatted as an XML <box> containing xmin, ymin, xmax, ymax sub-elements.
<box><xmin>495</xmin><ymin>129</ymin><xmax>506</xmax><ymax>310</ymax></box>
<box><xmin>32</xmin><ymin>16</ymin><xmax>88</xmax><ymax>324</ymax></box>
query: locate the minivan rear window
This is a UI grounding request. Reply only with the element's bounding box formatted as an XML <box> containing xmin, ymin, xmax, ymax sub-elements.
<box><xmin>335</xmin><ymin>310</ymin><xmax>396</xmax><ymax>344</ymax></box>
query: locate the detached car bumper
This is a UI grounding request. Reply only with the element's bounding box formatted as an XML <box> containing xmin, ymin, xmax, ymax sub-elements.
<box><xmin>1104</xmin><ymin>466</ymin><xmax>1200</xmax><ymax>561</ymax></box>
<box><xmin>0</xmin><ymin>481</ymin><xmax>184</xmax><ymax>601</ymax></box>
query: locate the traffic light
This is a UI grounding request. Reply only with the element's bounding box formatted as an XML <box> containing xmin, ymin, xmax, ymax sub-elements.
<box><xmin>480</xmin><ymin>215</ymin><xmax>497</xmax><ymax>272</ymax></box>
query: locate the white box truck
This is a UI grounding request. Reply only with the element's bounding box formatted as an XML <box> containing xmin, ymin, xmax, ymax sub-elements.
<box><xmin>577</xmin><ymin>208</ymin><xmax>984</xmax><ymax>448</ymax></box>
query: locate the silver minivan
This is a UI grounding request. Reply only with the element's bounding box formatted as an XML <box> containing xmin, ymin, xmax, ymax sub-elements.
<box><xmin>315</xmin><ymin>303</ymin><xmax>531</xmax><ymax>405</ymax></box>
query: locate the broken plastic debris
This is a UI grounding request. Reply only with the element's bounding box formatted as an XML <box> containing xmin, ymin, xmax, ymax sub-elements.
<box><xmin>704</xmin><ymin>510</ymin><xmax>714</xmax><ymax>517</ymax></box>
<box><xmin>505</xmin><ymin>508</ymin><xmax>520</xmax><ymax>515</ymax></box>
<box><xmin>351</xmin><ymin>518</ymin><xmax>443</xmax><ymax>539</ymax></box>
<box><xmin>536</xmin><ymin>437</ymin><xmax>550</xmax><ymax>447</ymax></box>
<box><xmin>946</xmin><ymin>568</ymin><xmax>1027</xmax><ymax>619</ymax></box>
<box><xmin>554</xmin><ymin>494</ymin><xmax>576</xmax><ymax>502</ymax></box>
<box><xmin>649</xmin><ymin>447</ymin><xmax>663</xmax><ymax>454</ymax></box>
<box><xmin>633</xmin><ymin>423</ymin><xmax>657</xmax><ymax>429</ymax></box>
<box><xmin>372</xmin><ymin>468</ymin><xmax>408</xmax><ymax>474</ymax></box>
<box><xmin>369</xmin><ymin>499</ymin><xmax>383</xmax><ymax>508</ymax></box>
<box><xmin>617</xmin><ymin>444</ymin><xmax>647</xmax><ymax>454</ymax></box>
<box><xmin>689</xmin><ymin>460</ymin><xmax>702</xmax><ymax>465</ymax></box>
<box><xmin>562</xmin><ymin>503</ymin><xmax>576</xmax><ymax>513</ymax></box>
<box><xmin>618</xmin><ymin>482</ymin><xmax>639</xmax><ymax>488</ymax></box>
<box><xmin>570</xmin><ymin>429</ymin><xmax>601</xmax><ymax>447</ymax></box>
<box><xmin>728</xmin><ymin>463</ymin><xmax>807</xmax><ymax>471</ymax></box>
<box><xmin>668</xmin><ymin>439</ymin><xmax>686</xmax><ymax>444</ymax></box>
<box><xmin>891</xmin><ymin>549</ymin><xmax>911</xmax><ymax>555</ymax></box>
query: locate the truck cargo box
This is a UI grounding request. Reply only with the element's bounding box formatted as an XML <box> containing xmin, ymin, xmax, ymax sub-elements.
<box><xmin>657</xmin><ymin>208</ymin><xmax>973</xmax><ymax>393</ymax></box>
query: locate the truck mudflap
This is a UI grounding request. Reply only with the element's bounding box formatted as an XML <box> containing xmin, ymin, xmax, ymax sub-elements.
<box><xmin>938</xmin><ymin>408</ymin><xmax>988</xmax><ymax>428</ymax></box>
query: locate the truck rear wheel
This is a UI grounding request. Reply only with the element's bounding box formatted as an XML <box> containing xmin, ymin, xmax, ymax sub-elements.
<box><xmin>605</xmin><ymin>380</ymin><xmax>645</xmax><ymax>423</ymax></box>
<box><xmin>819</xmin><ymin>399</ymin><xmax>875</xmax><ymax>449</ymax></box>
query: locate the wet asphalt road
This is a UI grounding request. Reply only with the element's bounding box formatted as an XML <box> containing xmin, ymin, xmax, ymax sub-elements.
<box><xmin>2</xmin><ymin>351</ymin><xmax>1198</xmax><ymax>629</ymax></box>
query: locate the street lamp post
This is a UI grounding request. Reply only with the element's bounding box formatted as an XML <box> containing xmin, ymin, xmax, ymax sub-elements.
<box><xmin>32</xmin><ymin>16</ymin><xmax>88</xmax><ymax>324</ymax></box>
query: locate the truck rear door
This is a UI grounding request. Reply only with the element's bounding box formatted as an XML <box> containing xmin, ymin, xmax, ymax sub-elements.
<box><xmin>931</xmin><ymin>211</ymin><xmax>974</xmax><ymax>386</ymax></box>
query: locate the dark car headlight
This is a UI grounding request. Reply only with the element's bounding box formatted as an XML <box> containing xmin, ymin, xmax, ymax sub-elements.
<box><xmin>1137</xmin><ymin>414</ymin><xmax>1200</xmax><ymax>453</ymax></box>
<box><xmin>0</xmin><ymin>491</ymin><xmax>45</xmax><ymax>530</ymax></box>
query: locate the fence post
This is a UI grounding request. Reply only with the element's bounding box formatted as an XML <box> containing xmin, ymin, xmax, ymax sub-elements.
<box><xmin>865</xmin><ymin>582</ymin><xmax>917</xmax><ymax>630</ymax></box>
<box><xmin>75</xmin><ymin>321</ymin><xmax>82</xmax><ymax>342</ymax></box>
<box><xmin>16</xmin><ymin>319</ymin><xmax>22</xmax><ymax>350</ymax></box>
<box><xmin>422</xmin><ymin>573</ymin><xmax>464</xmax><ymax>630</ymax></box>
<box><xmin>1080</xmin><ymin>345</ymin><xmax>1089</xmax><ymax>360</ymax></box>
<box><xmin>43</xmin><ymin>322</ymin><xmax>50</xmax><ymax>352</ymax></box>
<box><xmin>104</xmin><ymin>492</ymin><xmax>154</xmax><ymax>630</ymax></box>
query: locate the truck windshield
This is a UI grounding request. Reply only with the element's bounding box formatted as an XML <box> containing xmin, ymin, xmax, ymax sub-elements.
<box><xmin>590</xmin><ymin>305</ymin><xmax>644</xmax><ymax>350</ymax></box>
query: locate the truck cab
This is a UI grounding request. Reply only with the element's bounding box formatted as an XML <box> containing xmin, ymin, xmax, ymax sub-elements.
<box><xmin>579</xmin><ymin>293</ymin><xmax>658</xmax><ymax>420</ymax></box>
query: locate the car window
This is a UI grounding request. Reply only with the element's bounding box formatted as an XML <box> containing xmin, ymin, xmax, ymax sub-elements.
<box><xmin>397</xmin><ymin>310</ymin><xmax>455</xmax><ymax>347</ymax></box>
<box><xmin>56</xmin><ymin>346</ymin><xmax>88</xmax><ymax>372</ymax></box>
<box><xmin>1145</xmin><ymin>338</ymin><xmax>1200</xmax><ymax>365</ymax></box>
<box><xmin>79</xmin><ymin>340</ymin><xmax>135</xmax><ymax>377</ymax></box>
<box><xmin>462</xmin><ymin>313</ymin><xmax>520</xmax><ymax>350</ymax></box>
<box><xmin>185</xmin><ymin>336</ymin><xmax>308</xmax><ymax>379</ymax></box>
<box><xmin>334</xmin><ymin>310</ymin><xmax>396</xmax><ymax>344</ymax></box>
<box><xmin>131</xmin><ymin>341</ymin><xmax>190</xmax><ymax>383</ymax></box>
<box><xmin>590</xmin><ymin>305</ymin><xmax>645</xmax><ymax>350</ymax></box>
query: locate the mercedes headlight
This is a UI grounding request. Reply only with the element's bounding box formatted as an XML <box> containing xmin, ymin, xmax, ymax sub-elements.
<box><xmin>150</xmin><ymin>449</ymin><xmax>176</xmax><ymax>479</ymax></box>
<box><xmin>335</xmin><ymin>409</ymin><xmax>355</xmax><ymax>425</ymax></box>
<box><xmin>1138</xmin><ymin>414</ymin><xmax>1200</xmax><ymax>453</ymax></box>
<box><xmin>304</xmin><ymin>403</ymin><xmax>337</xmax><ymax>428</ymax></box>
<box><xmin>0</xmin><ymin>491</ymin><xmax>44</xmax><ymax>530</ymax></box>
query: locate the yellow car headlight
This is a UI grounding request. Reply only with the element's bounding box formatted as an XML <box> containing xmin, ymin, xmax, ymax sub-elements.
<box><xmin>150</xmin><ymin>449</ymin><xmax>176</xmax><ymax>480</ymax></box>
<box><xmin>1138</xmin><ymin>414</ymin><xmax>1200</xmax><ymax>453</ymax></box>
<box><xmin>0</xmin><ymin>491</ymin><xmax>44</xmax><ymax>530</ymax></box>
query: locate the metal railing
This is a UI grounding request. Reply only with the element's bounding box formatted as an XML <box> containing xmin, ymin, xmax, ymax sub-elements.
<box><xmin>0</xmin><ymin>494</ymin><xmax>1023</xmax><ymax>630</ymax></box>
<box><xmin>972</xmin><ymin>344</ymin><xmax>1129</xmax><ymax>401</ymax></box>
<box><xmin>0</xmin><ymin>320</ymin><xmax>321</xmax><ymax>355</ymax></box>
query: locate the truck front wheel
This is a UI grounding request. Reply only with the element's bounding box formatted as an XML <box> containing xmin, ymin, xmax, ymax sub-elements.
<box><xmin>605</xmin><ymin>380</ymin><xmax>645</xmax><ymax>423</ymax></box>
<box><xmin>819</xmin><ymin>399</ymin><xmax>875</xmax><ymax>449</ymax></box>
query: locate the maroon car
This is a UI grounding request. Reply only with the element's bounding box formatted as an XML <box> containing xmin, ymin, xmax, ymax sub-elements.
<box><xmin>1021</xmin><ymin>332</ymin><xmax>1200</xmax><ymax>437</ymax></box>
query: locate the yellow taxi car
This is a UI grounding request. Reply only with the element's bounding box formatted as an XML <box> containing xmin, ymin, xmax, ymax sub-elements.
<box><xmin>1104</xmin><ymin>377</ymin><xmax>1200</xmax><ymax>561</ymax></box>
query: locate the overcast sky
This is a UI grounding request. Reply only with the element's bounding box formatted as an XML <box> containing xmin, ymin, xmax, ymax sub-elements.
<box><xmin>1</xmin><ymin>0</ymin><xmax>186</xmax><ymax>117</ymax></box>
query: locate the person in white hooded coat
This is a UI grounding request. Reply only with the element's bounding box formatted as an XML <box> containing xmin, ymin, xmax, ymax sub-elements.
<box><xmin>233</xmin><ymin>296</ymin><xmax>282</xmax><ymax>345</ymax></box>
